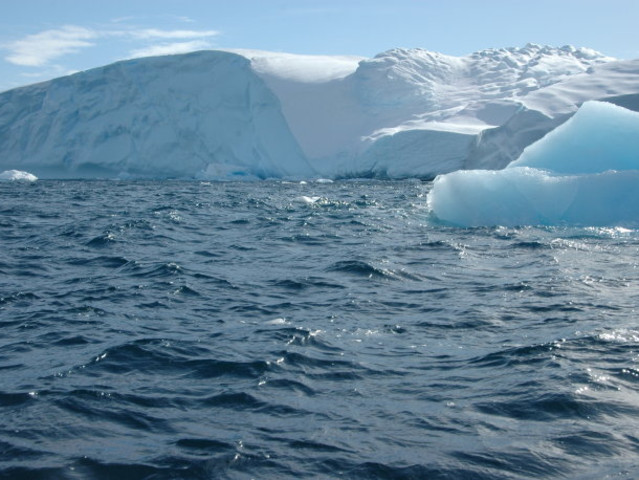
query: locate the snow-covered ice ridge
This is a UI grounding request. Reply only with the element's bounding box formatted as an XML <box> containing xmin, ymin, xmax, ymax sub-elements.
<box><xmin>0</xmin><ymin>44</ymin><xmax>638</xmax><ymax>179</ymax></box>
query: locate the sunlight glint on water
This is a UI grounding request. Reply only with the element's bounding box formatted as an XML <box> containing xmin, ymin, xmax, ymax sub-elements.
<box><xmin>1</xmin><ymin>180</ymin><xmax>638</xmax><ymax>479</ymax></box>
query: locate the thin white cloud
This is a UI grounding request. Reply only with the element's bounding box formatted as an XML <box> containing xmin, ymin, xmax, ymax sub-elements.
<box><xmin>110</xmin><ymin>16</ymin><xmax>136</xmax><ymax>24</ymax></box>
<box><xmin>128</xmin><ymin>40</ymin><xmax>213</xmax><ymax>59</ymax></box>
<box><xmin>129</xmin><ymin>29</ymin><xmax>219</xmax><ymax>40</ymax></box>
<box><xmin>3</xmin><ymin>24</ymin><xmax>220</xmax><ymax>69</ymax></box>
<box><xmin>282</xmin><ymin>6</ymin><xmax>347</xmax><ymax>16</ymax></box>
<box><xmin>20</xmin><ymin>65</ymin><xmax>66</xmax><ymax>78</ymax></box>
<box><xmin>4</xmin><ymin>25</ymin><xmax>97</xmax><ymax>66</ymax></box>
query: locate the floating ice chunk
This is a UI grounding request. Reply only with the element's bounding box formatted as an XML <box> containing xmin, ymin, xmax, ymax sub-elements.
<box><xmin>0</xmin><ymin>170</ymin><xmax>37</xmax><ymax>181</ymax></box>
<box><xmin>428</xmin><ymin>101</ymin><xmax>639</xmax><ymax>227</ymax></box>
<box><xmin>264</xmin><ymin>317</ymin><xmax>288</xmax><ymax>325</ymax></box>
<box><xmin>296</xmin><ymin>195</ymin><xmax>322</xmax><ymax>204</ymax></box>
<box><xmin>428</xmin><ymin>167</ymin><xmax>639</xmax><ymax>227</ymax></box>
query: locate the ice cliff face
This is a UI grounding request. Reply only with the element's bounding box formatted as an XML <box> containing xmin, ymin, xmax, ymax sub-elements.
<box><xmin>0</xmin><ymin>45</ymin><xmax>638</xmax><ymax>179</ymax></box>
<box><xmin>0</xmin><ymin>51</ymin><xmax>312</xmax><ymax>179</ymax></box>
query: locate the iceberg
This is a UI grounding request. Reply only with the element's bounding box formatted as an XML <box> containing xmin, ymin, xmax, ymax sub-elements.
<box><xmin>428</xmin><ymin>101</ymin><xmax>639</xmax><ymax>227</ymax></box>
<box><xmin>0</xmin><ymin>51</ymin><xmax>313</xmax><ymax>180</ymax></box>
<box><xmin>248</xmin><ymin>45</ymin><xmax>632</xmax><ymax>178</ymax></box>
<box><xmin>0</xmin><ymin>45</ymin><xmax>638</xmax><ymax>179</ymax></box>
<box><xmin>0</xmin><ymin>169</ymin><xmax>37</xmax><ymax>181</ymax></box>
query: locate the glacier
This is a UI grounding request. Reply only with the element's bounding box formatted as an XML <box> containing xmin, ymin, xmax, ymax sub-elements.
<box><xmin>0</xmin><ymin>44</ymin><xmax>638</xmax><ymax>179</ymax></box>
<box><xmin>428</xmin><ymin>101</ymin><xmax>639</xmax><ymax>227</ymax></box>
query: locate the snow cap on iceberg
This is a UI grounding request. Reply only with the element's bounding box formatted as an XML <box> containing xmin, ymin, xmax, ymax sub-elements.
<box><xmin>428</xmin><ymin>101</ymin><xmax>639</xmax><ymax>227</ymax></box>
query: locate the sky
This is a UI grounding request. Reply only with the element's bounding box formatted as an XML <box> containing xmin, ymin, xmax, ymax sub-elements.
<box><xmin>1</xmin><ymin>0</ymin><xmax>638</xmax><ymax>92</ymax></box>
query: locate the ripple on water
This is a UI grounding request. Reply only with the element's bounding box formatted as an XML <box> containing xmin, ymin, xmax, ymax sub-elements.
<box><xmin>1</xmin><ymin>180</ymin><xmax>639</xmax><ymax>479</ymax></box>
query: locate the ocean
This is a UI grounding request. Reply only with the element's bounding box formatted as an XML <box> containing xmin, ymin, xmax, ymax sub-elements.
<box><xmin>1</xmin><ymin>179</ymin><xmax>639</xmax><ymax>479</ymax></box>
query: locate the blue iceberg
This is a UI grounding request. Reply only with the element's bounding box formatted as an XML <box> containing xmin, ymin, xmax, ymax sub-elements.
<box><xmin>428</xmin><ymin>101</ymin><xmax>639</xmax><ymax>227</ymax></box>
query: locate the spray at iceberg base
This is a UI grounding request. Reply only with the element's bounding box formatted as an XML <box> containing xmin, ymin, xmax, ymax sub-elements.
<box><xmin>428</xmin><ymin>101</ymin><xmax>639</xmax><ymax>227</ymax></box>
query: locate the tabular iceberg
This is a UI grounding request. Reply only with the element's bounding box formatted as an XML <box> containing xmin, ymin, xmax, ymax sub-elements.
<box><xmin>0</xmin><ymin>51</ymin><xmax>313</xmax><ymax>180</ymax></box>
<box><xmin>428</xmin><ymin>101</ymin><xmax>639</xmax><ymax>227</ymax></box>
<box><xmin>1</xmin><ymin>45</ymin><xmax>638</xmax><ymax>179</ymax></box>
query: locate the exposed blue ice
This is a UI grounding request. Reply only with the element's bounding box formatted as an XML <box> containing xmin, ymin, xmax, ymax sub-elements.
<box><xmin>428</xmin><ymin>102</ymin><xmax>639</xmax><ymax>227</ymax></box>
<box><xmin>508</xmin><ymin>101</ymin><xmax>639</xmax><ymax>174</ymax></box>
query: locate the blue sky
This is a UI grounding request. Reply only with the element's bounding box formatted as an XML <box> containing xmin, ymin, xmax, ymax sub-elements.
<box><xmin>1</xmin><ymin>0</ymin><xmax>638</xmax><ymax>92</ymax></box>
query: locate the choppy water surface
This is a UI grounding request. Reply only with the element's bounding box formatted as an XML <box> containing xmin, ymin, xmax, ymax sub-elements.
<box><xmin>1</xmin><ymin>180</ymin><xmax>639</xmax><ymax>479</ymax></box>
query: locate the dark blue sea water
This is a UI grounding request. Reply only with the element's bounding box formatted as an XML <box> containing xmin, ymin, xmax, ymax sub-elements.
<box><xmin>2</xmin><ymin>179</ymin><xmax>639</xmax><ymax>479</ymax></box>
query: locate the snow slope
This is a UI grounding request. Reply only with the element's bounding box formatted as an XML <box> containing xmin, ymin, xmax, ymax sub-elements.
<box><xmin>466</xmin><ymin>57</ymin><xmax>639</xmax><ymax>170</ymax></box>
<box><xmin>428</xmin><ymin>102</ymin><xmax>639</xmax><ymax>227</ymax></box>
<box><xmin>0</xmin><ymin>45</ymin><xmax>638</xmax><ymax>179</ymax></box>
<box><xmin>239</xmin><ymin>45</ymin><xmax>639</xmax><ymax>178</ymax></box>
